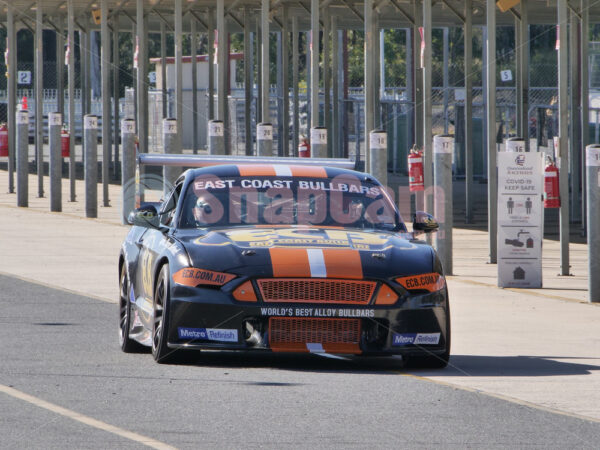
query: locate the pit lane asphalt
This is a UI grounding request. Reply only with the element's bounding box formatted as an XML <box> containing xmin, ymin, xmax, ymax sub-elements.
<box><xmin>2</xmin><ymin>274</ymin><xmax>600</xmax><ymax>449</ymax></box>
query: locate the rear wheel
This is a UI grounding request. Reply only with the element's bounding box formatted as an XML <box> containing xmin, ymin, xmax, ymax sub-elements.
<box><xmin>119</xmin><ymin>264</ymin><xmax>145</xmax><ymax>353</ymax></box>
<box><xmin>152</xmin><ymin>264</ymin><xmax>177</xmax><ymax>363</ymax></box>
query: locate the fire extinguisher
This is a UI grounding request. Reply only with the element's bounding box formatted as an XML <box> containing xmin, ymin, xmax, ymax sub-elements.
<box><xmin>0</xmin><ymin>123</ymin><xmax>8</xmax><ymax>157</ymax></box>
<box><xmin>61</xmin><ymin>127</ymin><xmax>70</xmax><ymax>158</ymax></box>
<box><xmin>544</xmin><ymin>159</ymin><xmax>560</xmax><ymax>208</ymax></box>
<box><xmin>298</xmin><ymin>136</ymin><xmax>310</xmax><ymax>158</ymax></box>
<box><xmin>408</xmin><ymin>145</ymin><xmax>424</xmax><ymax>192</ymax></box>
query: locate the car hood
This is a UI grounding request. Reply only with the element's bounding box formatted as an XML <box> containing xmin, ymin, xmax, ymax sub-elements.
<box><xmin>175</xmin><ymin>226</ymin><xmax>435</xmax><ymax>280</ymax></box>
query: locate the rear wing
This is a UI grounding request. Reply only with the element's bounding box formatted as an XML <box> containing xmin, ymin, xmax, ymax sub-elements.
<box><xmin>135</xmin><ymin>153</ymin><xmax>357</xmax><ymax>207</ymax></box>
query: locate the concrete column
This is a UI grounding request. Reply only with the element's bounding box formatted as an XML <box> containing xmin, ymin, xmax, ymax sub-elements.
<box><xmin>136</xmin><ymin>0</ymin><xmax>148</xmax><ymax>153</ymax></box>
<box><xmin>282</xmin><ymin>7</ymin><xmax>290</xmax><ymax>157</ymax></box>
<box><xmin>557</xmin><ymin>0</ymin><xmax>570</xmax><ymax>275</ymax></box>
<box><xmin>332</xmin><ymin>18</ymin><xmax>340</xmax><ymax>158</ymax></box>
<box><xmin>261</xmin><ymin>0</ymin><xmax>270</xmax><ymax>123</ymax></box>
<box><xmin>434</xmin><ymin>134</ymin><xmax>454</xmax><ymax>275</ymax></box>
<box><xmin>569</xmin><ymin>9</ymin><xmax>581</xmax><ymax>223</ymax></box>
<box><xmin>370</xmin><ymin>130</ymin><xmax>387</xmax><ymax>187</ymax></box>
<box><xmin>413</xmin><ymin>4</ymin><xmax>423</xmax><ymax>148</ymax></box>
<box><xmin>49</xmin><ymin>113</ymin><xmax>62</xmax><ymax>212</ymax></box>
<box><xmin>256</xmin><ymin>20</ymin><xmax>262</xmax><ymax>122</ymax></box>
<box><xmin>323</xmin><ymin>8</ymin><xmax>331</xmax><ymax>156</ymax></box>
<box><xmin>56</xmin><ymin>16</ymin><xmax>65</xmax><ymax>117</ymax></box>
<box><xmin>163</xmin><ymin>118</ymin><xmax>180</xmax><ymax>192</ymax></box>
<box><xmin>506</xmin><ymin>137</ymin><xmax>526</xmax><ymax>152</ymax></box>
<box><xmin>464</xmin><ymin>0</ymin><xmax>474</xmax><ymax>224</ymax></box>
<box><xmin>35</xmin><ymin>1</ymin><xmax>43</xmax><ymax>198</ymax></box>
<box><xmin>7</xmin><ymin>5</ymin><xmax>16</xmax><ymax>194</ymax></box>
<box><xmin>292</xmin><ymin>16</ymin><xmax>300</xmax><ymax>156</ymax></box>
<box><xmin>244</xmin><ymin>8</ymin><xmax>253</xmax><ymax>156</ymax></box>
<box><xmin>16</xmin><ymin>110</ymin><xmax>29</xmax><ymax>207</ymax></box>
<box><xmin>191</xmin><ymin>18</ymin><xmax>198</xmax><ymax>154</ymax></box>
<box><xmin>175</xmin><ymin>0</ymin><xmax>183</xmax><ymax>143</ymax></box>
<box><xmin>121</xmin><ymin>119</ymin><xmax>136</xmax><ymax>225</ymax></box>
<box><xmin>423</xmin><ymin>0</ymin><xmax>433</xmax><ymax>217</ymax></box>
<box><xmin>257</xmin><ymin>123</ymin><xmax>274</xmax><ymax>156</ymax></box>
<box><xmin>84</xmin><ymin>115</ymin><xmax>98</xmax><ymax>218</ymax></box>
<box><xmin>310</xmin><ymin>0</ymin><xmax>319</xmax><ymax>128</ymax></box>
<box><xmin>217</xmin><ymin>0</ymin><xmax>228</xmax><ymax>131</ymax></box>
<box><xmin>208</xmin><ymin>9</ymin><xmax>215</xmax><ymax>120</ymax></box>
<box><xmin>208</xmin><ymin>120</ymin><xmax>225</xmax><ymax>155</ymax></box>
<box><xmin>443</xmin><ymin>28</ymin><xmax>449</xmax><ymax>133</ymax></box>
<box><xmin>101</xmin><ymin>0</ymin><xmax>111</xmax><ymax>207</ymax></box>
<box><xmin>486</xmin><ymin>0</ymin><xmax>498</xmax><ymax>263</ymax></box>
<box><xmin>581</xmin><ymin>0</ymin><xmax>590</xmax><ymax>235</ymax></box>
<box><xmin>586</xmin><ymin>144</ymin><xmax>600</xmax><ymax>301</ymax></box>
<box><xmin>68</xmin><ymin>0</ymin><xmax>76</xmax><ymax>201</ymax></box>
<box><xmin>364</xmin><ymin>0</ymin><xmax>374</xmax><ymax>171</ymax></box>
<box><xmin>113</xmin><ymin>22</ymin><xmax>120</xmax><ymax>180</ymax></box>
<box><xmin>311</xmin><ymin>127</ymin><xmax>327</xmax><ymax>159</ymax></box>
<box><xmin>160</xmin><ymin>22</ymin><xmax>167</xmax><ymax>119</ymax></box>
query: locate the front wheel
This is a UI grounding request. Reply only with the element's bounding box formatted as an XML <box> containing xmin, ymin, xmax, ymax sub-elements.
<box><xmin>152</xmin><ymin>264</ymin><xmax>177</xmax><ymax>363</ymax></box>
<box><xmin>404</xmin><ymin>305</ymin><xmax>451</xmax><ymax>369</ymax></box>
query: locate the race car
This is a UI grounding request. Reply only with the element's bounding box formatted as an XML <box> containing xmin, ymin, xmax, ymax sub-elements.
<box><xmin>118</xmin><ymin>156</ymin><xmax>450</xmax><ymax>368</ymax></box>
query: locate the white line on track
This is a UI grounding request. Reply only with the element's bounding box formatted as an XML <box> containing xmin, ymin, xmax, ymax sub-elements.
<box><xmin>0</xmin><ymin>384</ymin><xmax>177</xmax><ymax>450</ymax></box>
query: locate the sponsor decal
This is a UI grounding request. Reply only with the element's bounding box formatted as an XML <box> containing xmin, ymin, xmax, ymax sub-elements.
<box><xmin>392</xmin><ymin>332</ymin><xmax>441</xmax><ymax>346</ymax></box>
<box><xmin>260</xmin><ymin>307</ymin><xmax>375</xmax><ymax>318</ymax></box>
<box><xmin>395</xmin><ymin>273</ymin><xmax>445</xmax><ymax>292</ymax></box>
<box><xmin>173</xmin><ymin>268</ymin><xmax>236</xmax><ymax>287</ymax></box>
<box><xmin>177</xmin><ymin>327</ymin><xmax>238</xmax><ymax>342</ymax></box>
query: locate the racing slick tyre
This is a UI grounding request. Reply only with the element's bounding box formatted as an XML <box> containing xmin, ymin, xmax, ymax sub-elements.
<box><xmin>403</xmin><ymin>305</ymin><xmax>451</xmax><ymax>369</ymax></box>
<box><xmin>152</xmin><ymin>264</ymin><xmax>177</xmax><ymax>363</ymax></box>
<box><xmin>119</xmin><ymin>265</ymin><xmax>146</xmax><ymax>353</ymax></box>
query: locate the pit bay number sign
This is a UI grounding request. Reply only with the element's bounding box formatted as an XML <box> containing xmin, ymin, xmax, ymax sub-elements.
<box><xmin>497</xmin><ymin>152</ymin><xmax>544</xmax><ymax>288</ymax></box>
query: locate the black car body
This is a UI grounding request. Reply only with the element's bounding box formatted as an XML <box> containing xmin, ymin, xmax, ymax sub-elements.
<box><xmin>118</xmin><ymin>162</ymin><xmax>450</xmax><ymax>367</ymax></box>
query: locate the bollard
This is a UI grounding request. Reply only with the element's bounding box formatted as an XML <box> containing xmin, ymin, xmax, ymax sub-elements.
<box><xmin>586</xmin><ymin>144</ymin><xmax>600</xmax><ymax>302</ymax></box>
<box><xmin>49</xmin><ymin>112</ymin><xmax>62</xmax><ymax>212</ymax></box>
<box><xmin>310</xmin><ymin>127</ymin><xmax>327</xmax><ymax>159</ymax></box>
<box><xmin>433</xmin><ymin>134</ymin><xmax>454</xmax><ymax>275</ymax></box>
<box><xmin>84</xmin><ymin>115</ymin><xmax>98</xmax><ymax>218</ymax></box>
<box><xmin>121</xmin><ymin>118</ymin><xmax>136</xmax><ymax>224</ymax></box>
<box><xmin>208</xmin><ymin>120</ymin><xmax>225</xmax><ymax>155</ymax></box>
<box><xmin>506</xmin><ymin>137</ymin><xmax>526</xmax><ymax>152</ymax></box>
<box><xmin>369</xmin><ymin>130</ymin><xmax>387</xmax><ymax>186</ymax></box>
<box><xmin>16</xmin><ymin>110</ymin><xmax>29</xmax><ymax>207</ymax></box>
<box><xmin>257</xmin><ymin>123</ymin><xmax>273</xmax><ymax>156</ymax></box>
<box><xmin>163</xmin><ymin>118</ymin><xmax>180</xmax><ymax>194</ymax></box>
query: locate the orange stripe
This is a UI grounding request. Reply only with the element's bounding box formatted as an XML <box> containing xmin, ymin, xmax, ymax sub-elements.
<box><xmin>322</xmin><ymin>249</ymin><xmax>363</xmax><ymax>279</ymax></box>
<box><xmin>269</xmin><ymin>248</ymin><xmax>311</xmax><ymax>277</ymax></box>
<box><xmin>238</xmin><ymin>165</ymin><xmax>277</xmax><ymax>176</ymax></box>
<box><xmin>290</xmin><ymin>166</ymin><xmax>328</xmax><ymax>178</ymax></box>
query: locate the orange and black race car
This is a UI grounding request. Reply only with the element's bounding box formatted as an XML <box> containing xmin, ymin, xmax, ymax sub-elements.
<box><xmin>118</xmin><ymin>156</ymin><xmax>450</xmax><ymax>368</ymax></box>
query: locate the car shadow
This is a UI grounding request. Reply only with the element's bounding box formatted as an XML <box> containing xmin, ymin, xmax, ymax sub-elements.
<box><xmin>418</xmin><ymin>354</ymin><xmax>600</xmax><ymax>377</ymax></box>
<box><xmin>173</xmin><ymin>351</ymin><xmax>600</xmax><ymax>378</ymax></box>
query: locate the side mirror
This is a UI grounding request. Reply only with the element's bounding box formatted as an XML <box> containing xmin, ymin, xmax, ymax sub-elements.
<box><xmin>128</xmin><ymin>205</ymin><xmax>160</xmax><ymax>228</ymax></box>
<box><xmin>412</xmin><ymin>211</ymin><xmax>439</xmax><ymax>233</ymax></box>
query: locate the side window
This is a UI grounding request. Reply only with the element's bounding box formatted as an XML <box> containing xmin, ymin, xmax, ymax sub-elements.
<box><xmin>160</xmin><ymin>183</ymin><xmax>183</xmax><ymax>226</ymax></box>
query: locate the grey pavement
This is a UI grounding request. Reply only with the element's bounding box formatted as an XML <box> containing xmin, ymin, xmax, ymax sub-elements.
<box><xmin>0</xmin><ymin>167</ymin><xmax>599</xmax><ymax>423</ymax></box>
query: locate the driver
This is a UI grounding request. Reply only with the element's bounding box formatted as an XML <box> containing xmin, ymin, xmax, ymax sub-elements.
<box><xmin>192</xmin><ymin>197</ymin><xmax>213</xmax><ymax>226</ymax></box>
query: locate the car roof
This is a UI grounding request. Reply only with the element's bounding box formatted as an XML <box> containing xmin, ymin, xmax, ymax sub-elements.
<box><xmin>181</xmin><ymin>164</ymin><xmax>378</xmax><ymax>183</ymax></box>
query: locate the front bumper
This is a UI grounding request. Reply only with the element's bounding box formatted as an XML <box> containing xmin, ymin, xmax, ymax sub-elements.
<box><xmin>167</xmin><ymin>281</ymin><xmax>449</xmax><ymax>356</ymax></box>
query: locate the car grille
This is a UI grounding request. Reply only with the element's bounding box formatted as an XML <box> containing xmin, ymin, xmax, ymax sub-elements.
<box><xmin>257</xmin><ymin>278</ymin><xmax>376</xmax><ymax>304</ymax></box>
<box><xmin>269</xmin><ymin>317</ymin><xmax>361</xmax><ymax>353</ymax></box>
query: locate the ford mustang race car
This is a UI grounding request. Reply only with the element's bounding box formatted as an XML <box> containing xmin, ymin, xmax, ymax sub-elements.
<box><xmin>118</xmin><ymin>156</ymin><xmax>450</xmax><ymax>368</ymax></box>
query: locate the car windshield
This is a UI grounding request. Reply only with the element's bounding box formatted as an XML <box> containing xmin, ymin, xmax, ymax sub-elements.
<box><xmin>179</xmin><ymin>173</ymin><xmax>406</xmax><ymax>231</ymax></box>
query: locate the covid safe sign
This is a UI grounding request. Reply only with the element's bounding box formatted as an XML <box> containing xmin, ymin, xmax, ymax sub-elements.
<box><xmin>497</xmin><ymin>152</ymin><xmax>544</xmax><ymax>288</ymax></box>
